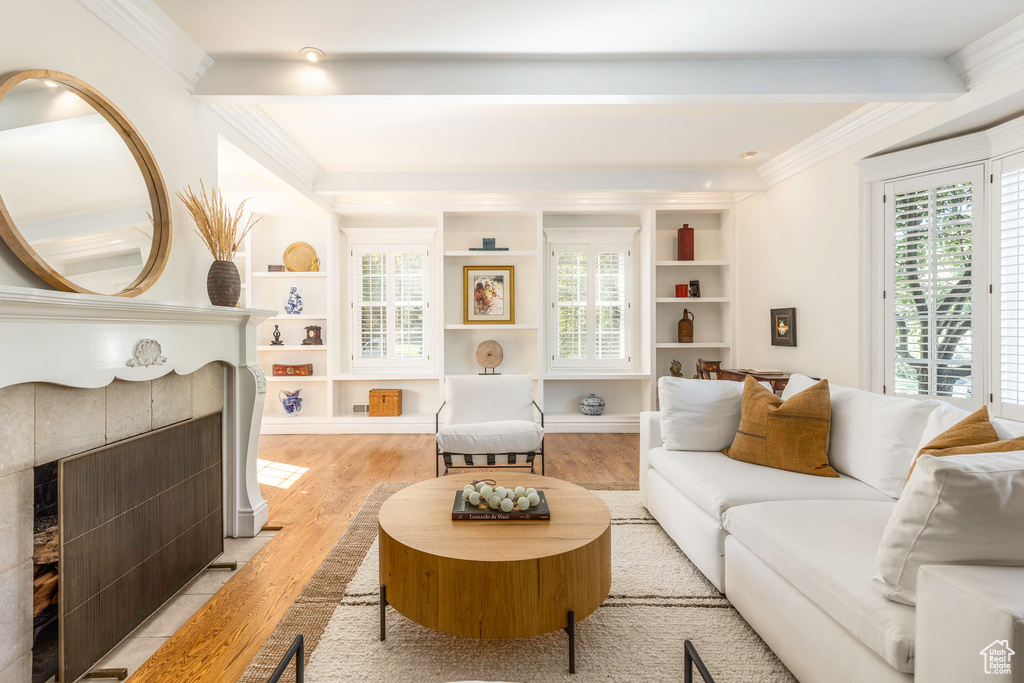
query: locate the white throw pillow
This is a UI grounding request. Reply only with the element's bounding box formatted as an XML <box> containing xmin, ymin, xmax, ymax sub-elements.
<box><xmin>436</xmin><ymin>420</ymin><xmax>544</xmax><ymax>455</ymax></box>
<box><xmin>783</xmin><ymin>374</ymin><xmax>935</xmax><ymax>498</ymax></box>
<box><xmin>873</xmin><ymin>451</ymin><xmax>1024</xmax><ymax>605</ymax></box>
<box><xmin>658</xmin><ymin>376</ymin><xmax>767</xmax><ymax>452</ymax></box>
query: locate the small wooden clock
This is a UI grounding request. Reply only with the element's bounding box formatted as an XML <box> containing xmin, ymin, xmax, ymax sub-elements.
<box><xmin>301</xmin><ymin>325</ymin><xmax>323</xmax><ymax>346</ymax></box>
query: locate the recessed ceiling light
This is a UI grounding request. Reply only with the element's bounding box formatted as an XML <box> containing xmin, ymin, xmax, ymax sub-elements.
<box><xmin>300</xmin><ymin>47</ymin><xmax>326</xmax><ymax>63</ymax></box>
<box><xmin>42</xmin><ymin>80</ymin><xmax>58</xmax><ymax>88</ymax></box>
<box><xmin>740</xmin><ymin>151</ymin><xmax>758</xmax><ymax>159</ymax></box>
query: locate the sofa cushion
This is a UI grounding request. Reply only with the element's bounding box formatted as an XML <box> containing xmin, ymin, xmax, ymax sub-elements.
<box><xmin>723</xmin><ymin>500</ymin><xmax>915</xmax><ymax>673</ymax></box>
<box><xmin>647</xmin><ymin>448</ymin><xmax>890</xmax><ymax>522</ymax></box>
<box><xmin>658</xmin><ymin>376</ymin><xmax>748</xmax><ymax>451</ymax></box>
<box><xmin>874</xmin><ymin>451</ymin><xmax>1024</xmax><ymax>606</ymax></box>
<box><xmin>436</xmin><ymin>420</ymin><xmax>544</xmax><ymax>455</ymax></box>
<box><xmin>783</xmin><ymin>374</ymin><xmax>935</xmax><ymax>498</ymax></box>
<box><xmin>725</xmin><ymin>377</ymin><xmax>837</xmax><ymax>477</ymax></box>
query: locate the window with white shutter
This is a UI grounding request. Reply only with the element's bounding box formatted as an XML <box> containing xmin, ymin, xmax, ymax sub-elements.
<box><xmin>883</xmin><ymin>166</ymin><xmax>985</xmax><ymax>407</ymax></box>
<box><xmin>998</xmin><ymin>152</ymin><xmax>1024</xmax><ymax>418</ymax></box>
<box><xmin>548</xmin><ymin>229</ymin><xmax>636</xmax><ymax>371</ymax></box>
<box><xmin>351</xmin><ymin>243</ymin><xmax>429</xmax><ymax>369</ymax></box>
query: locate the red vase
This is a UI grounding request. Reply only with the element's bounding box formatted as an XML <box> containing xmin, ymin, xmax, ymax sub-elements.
<box><xmin>677</xmin><ymin>224</ymin><xmax>694</xmax><ymax>261</ymax></box>
<box><xmin>675</xmin><ymin>284</ymin><xmax>689</xmax><ymax>298</ymax></box>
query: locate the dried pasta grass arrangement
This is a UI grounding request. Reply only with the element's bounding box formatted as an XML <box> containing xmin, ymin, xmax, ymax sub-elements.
<box><xmin>178</xmin><ymin>180</ymin><xmax>261</xmax><ymax>307</ymax></box>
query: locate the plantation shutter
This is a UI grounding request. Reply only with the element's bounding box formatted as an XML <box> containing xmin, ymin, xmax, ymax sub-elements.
<box><xmin>354</xmin><ymin>247</ymin><xmax>388</xmax><ymax>367</ymax></box>
<box><xmin>392</xmin><ymin>247</ymin><xmax>427</xmax><ymax>365</ymax></box>
<box><xmin>549</xmin><ymin>233</ymin><xmax>633</xmax><ymax>370</ymax></box>
<box><xmin>554</xmin><ymin>249</ymin><xmax>588</xmax><ymax>366</ymax></box>
<box><xmin>351</xmin><ymin>244</ymin><xmax>429</xmax><ymax>369</ymax></box>
<box><xmin>884</xmin><ymin>166</ymin><xmax>985</xmax><ymax>407</ymax></box>
<box><xmin>998</xmin><ymin>152</ymin><xmax>1024</xmax><ymax>418</ymax></box>
<box><xmin>594</xmin><ymin>250</ymin><xmax>627</xmax><ymax>362</ymax></box>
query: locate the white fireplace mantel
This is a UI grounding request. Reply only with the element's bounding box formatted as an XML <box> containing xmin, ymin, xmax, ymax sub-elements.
<box><xmin>0</xmin><ymin>285</ymin><xmax>276</xmax><ymax>537</ymax></box>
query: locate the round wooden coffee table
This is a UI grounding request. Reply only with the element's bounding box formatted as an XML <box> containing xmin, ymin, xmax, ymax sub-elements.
<box><xmin>378</xmin><ymin>474</ymin><xmax>611</xmax><ymax>672</ymax></box>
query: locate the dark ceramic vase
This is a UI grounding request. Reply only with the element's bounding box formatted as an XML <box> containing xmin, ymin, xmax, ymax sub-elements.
<box><xmin>207</xmin><ymin>260</ymin><xmax>241</xmax><ymax>307</ymax></box>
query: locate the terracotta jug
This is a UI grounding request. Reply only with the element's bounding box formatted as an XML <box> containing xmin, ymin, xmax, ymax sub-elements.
<box><xmin>678</xmin><ymin>309</ymin><xmax>694</xmax><ymax>343</ymax></box>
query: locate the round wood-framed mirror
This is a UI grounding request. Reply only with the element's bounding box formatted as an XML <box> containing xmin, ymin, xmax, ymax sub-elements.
<box><xmin>0</xmin><ymin>69</ymin><xmax>171</xmax><ymax>297</ymax></box>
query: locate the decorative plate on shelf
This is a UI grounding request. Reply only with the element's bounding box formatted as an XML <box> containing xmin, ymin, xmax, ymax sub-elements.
<box><xmin>283</xmin><ymin>241</ymin><xmax>318</xmax><ymax>272</ymax></box>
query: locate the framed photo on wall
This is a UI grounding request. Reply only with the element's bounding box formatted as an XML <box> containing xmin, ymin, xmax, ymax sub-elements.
<box><xmin>771</xmin><ymin>307</ymin><xmax>797</xmax><ymax>347</ymax></box>
<box><xmin>464</xmin><ymin>266</ymin><xmax>515</xmax><ymax>324</ymax></box>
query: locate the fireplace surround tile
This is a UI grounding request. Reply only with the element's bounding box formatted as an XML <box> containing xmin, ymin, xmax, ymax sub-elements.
<box><xmin>0</xmin><ymin>653</ymin><xmax>30</xmax><ymax>682</ymax></box>
<box><xmin>152</xmin><ymin>372</ymin><xmax>193</xmax><ymax>429</ymax></box>
<box><xmin>105</xmin><ymin>379</ymin><xmax>153</xmax><ymax>443</ymax></box>
<box><xmin>0</xmin><ymin>560</ymin><xmax>32</xmax><ymax>673</ymax></box>
<box><xmin>35</xmin><ymin>385</ymin><xmax>105</xmax><ymax>466</ymax></box>
<box><xmin>0</xmin><ymin>470</ymin><xmax>32</xmax><ymax>576</ymax></box>
<box><xmin>0</xmin><ymin>384</ymin><xmax>33</xmax><ymax>478</ymax></box>
<box><xmin>192</xmin><ymin>362</ymin><xmax>225</xmax><ymax>417</ymax></box>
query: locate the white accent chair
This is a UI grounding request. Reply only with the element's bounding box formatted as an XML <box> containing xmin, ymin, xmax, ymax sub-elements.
<box><xmin>435</xmin><ymin>375</ymin><xmax>545</xmax><ymax>477</ymax></box>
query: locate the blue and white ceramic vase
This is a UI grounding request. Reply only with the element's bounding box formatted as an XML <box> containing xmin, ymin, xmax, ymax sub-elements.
<box><xmin>284</xmin><ymin>286</ymin><xmax>304</xmax><ymax>315</ymax></box>
<box><xmin>579</xmin><ymin>393</ymin><xmax>606</xmax><ymax>416</ymax></box>
<box><xmin>279</xmin><ymin>389</ymin><xmax>303</xmax><ymax>415</ymax></box>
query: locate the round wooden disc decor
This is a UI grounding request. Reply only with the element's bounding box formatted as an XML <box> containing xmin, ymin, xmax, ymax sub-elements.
<box><xmin>476</xmin><ymin>340</ymin><xmax>504</xmax><ymax>370</ymax></box>
<box><xmin>283</xmin><ymin>241</ymin><xmax>317</xmax><ymax>272</ymax></box>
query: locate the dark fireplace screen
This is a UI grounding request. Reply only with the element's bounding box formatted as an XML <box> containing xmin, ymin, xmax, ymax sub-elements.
<box><xmin>58</xmin><ymin>412</ymin><xmax>223</xmax><ymax>682</ymax></box>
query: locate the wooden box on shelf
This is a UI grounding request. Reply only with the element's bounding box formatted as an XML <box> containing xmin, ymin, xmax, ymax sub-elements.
<box><xmin>369</xmin><ymin>389</ymin><xmax>403</xmax><ymax>417</ymax></box>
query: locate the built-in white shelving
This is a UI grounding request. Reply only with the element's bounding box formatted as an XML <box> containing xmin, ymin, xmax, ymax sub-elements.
<box><xmin>443</xmin><ymin>250</ymin><xmax>538</xmax><ymax>257</ymax></box>
<box><xmin>655</xmin><ymin>260</ymin><xmax>731</xmax><ymax>267</ymax></box>
<box><xmin>251</xmin><ymin>271</ymin><xmax>327</xmax><ymax>279</ymax></box>
<box><xmin>444</xmin><ymin>324</ymin><xmax>539</xmax><ymax>330</ymax></box>
<box><xmin>655</xmin><ymin>342</ymin><xmax>730</xmax><ymax>349</ymax></box>
<box><xmin>230</xmin><ymin>192</ymin><xmax>737</xmax><ymax>434</ymax></box>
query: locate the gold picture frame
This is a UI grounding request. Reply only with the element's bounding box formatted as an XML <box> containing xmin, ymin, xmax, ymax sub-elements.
<box><xmin>464</xmin><ymin>266</ymin><xmax>515</xmax><ymax>324</ymax></box>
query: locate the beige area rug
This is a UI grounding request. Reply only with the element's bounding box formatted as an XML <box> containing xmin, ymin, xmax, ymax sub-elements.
<box><xmin>239</xmin><ymin>482</ymin><xmax>794</xmax><ymax>683</ymax></box>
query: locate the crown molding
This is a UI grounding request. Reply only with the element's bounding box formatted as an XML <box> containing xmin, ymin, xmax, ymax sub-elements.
<box><xmin>210</xmin><ymin>104</ymin><xmax>324</xmax><ymax>190</ymax></box>
<box><xmin>78</xmin><ymin>0</ymin><xmax>213</xmax><ymax>91</ymax></box>
<box><xmin>857</xmin><ymin>112</ymin><xmax>1024</xmax><ymax>182</ymax></box>
<box><xmin>947</xmin><ymin>13</ymin><xmax>1024</xmax><ymax>89</ymax></box>
<box><xmin>327</xmin><ymin>191</ymin><xmax>738</xmax><ymax>212</ymax></box>
<box><xmin>757</xmin><ymin>102</ymin><xmax>934</xmax><ymax>186</ymax></box>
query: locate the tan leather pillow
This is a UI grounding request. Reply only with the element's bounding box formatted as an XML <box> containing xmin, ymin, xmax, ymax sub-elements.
<box><xmin>724</xmin><ymin>376</ymin><xmax>837</xmax><ymax>477</ymax></box>
<box><xmin>907</xmin><ymin>405</ymin><xmax>1024</xmax><ymax>481</ymax></box>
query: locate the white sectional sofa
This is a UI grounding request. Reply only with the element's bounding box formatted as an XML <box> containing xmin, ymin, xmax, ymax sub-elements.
<box><xmin>640</xmin><ymin>376</ymin><xmax>1024</xmax><ymax>683</ymax></box>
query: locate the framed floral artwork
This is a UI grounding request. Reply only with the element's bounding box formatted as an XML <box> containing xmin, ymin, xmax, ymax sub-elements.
<box><xmin>464</xmin><ymin>266</ymin><xmax>515</xmax><ymax>324</ymax></box>
<box><xmin>771</xmin><ymin>307</ymin><xmax>797</xmax><ymax>347</ymax></box>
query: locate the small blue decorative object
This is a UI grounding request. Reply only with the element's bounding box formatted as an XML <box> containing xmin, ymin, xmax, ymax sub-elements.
<box><xmin>580</xmin><ymin>393</ymin><xmax>606</xmax><ymax>416</ymax></box>
<box><xmin>279</xmin><ymin>389</ymin><xmax>303</xmax><ymax>415</ymax></box>
<box><xmin>284</xmin><ymin>286</ymin><xmax>304</xmax><ymax>315</ymax></box>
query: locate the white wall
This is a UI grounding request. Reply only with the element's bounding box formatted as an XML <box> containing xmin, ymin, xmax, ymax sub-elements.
<box><xmin>736</xmin><ymin>62</ymin><xmax>1024</xmax><ymax>388</ymax></box>
<box><xmin>0</xmin><ymin>0</ymin><xmax>211</xmax><ymax>303</ymax></box>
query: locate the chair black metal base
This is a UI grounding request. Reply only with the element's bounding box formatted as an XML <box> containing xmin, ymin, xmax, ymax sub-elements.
<box><xmin>684</xmin><ymin>639</ymin><xmax>716</xmax><ymax>683</ymax></box>
<box><xmin>379</xmin><ymin>585</ymin><xmax>388</xmax><ymax>641</ymax></box>
<box><xmin>565</xmin><ymin>610</ymin><xmax>575</xmax><ymax>674</ymax></box>
<box><xmin>437</xmin><ymin>457</ymin><xmax>543</xmax><ymax>477</ymax></box>
<box><xmin>266</xmin><ymin>634</ymin><xmax>304</xmax><ymax>683</ymax></box>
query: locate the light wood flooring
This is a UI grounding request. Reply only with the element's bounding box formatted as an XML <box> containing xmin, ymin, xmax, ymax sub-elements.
<box><xmin>127</xmin><ymin>432</ymin><xmax>639</xmax><ymax>682</ymax></box>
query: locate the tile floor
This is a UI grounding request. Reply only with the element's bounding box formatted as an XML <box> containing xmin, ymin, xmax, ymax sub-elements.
<box><xmin>65</xmin><ymin>530</ymin><xmax>278</xmax><ymax>682</ymax></box>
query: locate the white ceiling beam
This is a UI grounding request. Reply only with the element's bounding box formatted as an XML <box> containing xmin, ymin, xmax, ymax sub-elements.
<box><xmin>78</xmin><ymin>0</ymin><xmax>213</xmax><ymax>91</ymax></box>
<box><xmin>315</xmin><ymin>168</ymin><xmax>767</xmax><ymax>196</ymax></box>
<box><xmin>192</xmin><ymin>58</ymin><xmax>965</xmax><ymax>104</ymax></box>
